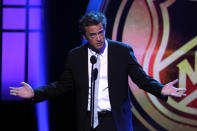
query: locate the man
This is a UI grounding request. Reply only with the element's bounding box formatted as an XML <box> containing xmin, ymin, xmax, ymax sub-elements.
<box><xmin>10</xmin><ymin>11</ymin><xmax>186</xmax><ymax>131</ymax></box>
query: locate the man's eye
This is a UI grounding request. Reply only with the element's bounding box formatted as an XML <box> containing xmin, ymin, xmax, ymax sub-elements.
<box><xmin>90</xmin><ymin>34</ymin><xmax>96</xmax><ymax>37</ymax></box>
<box><xmin>98</xmin><ymin>31</ymin><xmax>104</xmax><ymax>34</ymax></box>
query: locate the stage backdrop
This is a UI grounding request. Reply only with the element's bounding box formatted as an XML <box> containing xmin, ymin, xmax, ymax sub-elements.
<box><xmin>93</xmin><ymin>0</ymin><xmax>197</xmax><ymax>130</ymax></box>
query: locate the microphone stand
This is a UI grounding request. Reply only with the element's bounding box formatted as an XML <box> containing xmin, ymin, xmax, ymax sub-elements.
<box><xmin>90</xmin><ymin>55</ymin><xmax>97</xmax><ymax>130</ymax></box>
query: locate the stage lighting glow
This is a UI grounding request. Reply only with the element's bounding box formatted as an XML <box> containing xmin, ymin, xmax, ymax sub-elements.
<box><xmin>1</xmin><ymin>1</ymin><xmax>48</xmax><ymax>131</ymax></box>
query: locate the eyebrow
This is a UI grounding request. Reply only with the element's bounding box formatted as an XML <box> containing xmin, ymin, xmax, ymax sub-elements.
<box><xmin>89</xmin><ymin>29</ymin><xmax>104</xmax><ymax>35</ymax></box>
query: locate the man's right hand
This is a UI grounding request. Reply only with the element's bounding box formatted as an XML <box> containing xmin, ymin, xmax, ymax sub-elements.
<box><xmin>10</xmin><ymin>82</ymin><xmax>34</xmax><ymax>98</ymax></box>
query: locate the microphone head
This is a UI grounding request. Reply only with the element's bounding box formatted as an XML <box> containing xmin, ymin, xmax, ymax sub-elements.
<box><xmin>90</xmin><ymin>55</ymin><xmax>97</xmax><ymax>64</ymax></box>
<box><xmin>92</xmin><ymin>68</ymin><xmax>98</xmax><ymax>81</ymax></box>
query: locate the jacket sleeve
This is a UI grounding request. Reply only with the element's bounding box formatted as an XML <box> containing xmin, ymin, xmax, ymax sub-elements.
<box><xmin>29</xmin><ymin>52</ymin><xmax>75</xmax><ymax>103</ymax></box>
<box><xmin>127</xmin><ymin>47</ymin><xmax>168</xmax><ymax>102</ymax></box>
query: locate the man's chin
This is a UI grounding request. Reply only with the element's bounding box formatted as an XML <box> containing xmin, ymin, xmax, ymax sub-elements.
<box><xmin>91</xmin><ymin>44</ymin><xmax>104</xmax><ymax>53</ymax></box>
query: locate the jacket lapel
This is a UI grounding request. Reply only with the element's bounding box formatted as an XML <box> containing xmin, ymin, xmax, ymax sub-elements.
<box><xmin>76</xmin><ymin>43</ymin><xmax>89</xmax><ymax>106</ymax></box>
<box><xmin>82</xmin><ymin>44</ymin><xmax>89</xmax><ymax>97</ymax></box>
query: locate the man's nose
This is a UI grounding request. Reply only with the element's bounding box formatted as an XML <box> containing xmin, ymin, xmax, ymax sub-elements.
<box><xmin>96</xmin><ymin>34</ymin><xmax>101</xmax><ymax>41</ymax></box>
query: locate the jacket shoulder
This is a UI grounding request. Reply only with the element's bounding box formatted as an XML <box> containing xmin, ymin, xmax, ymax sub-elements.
<box><xmin>69</xmin><ymin>44</ymin><xmax>86</xmax><ymax>53</ymax></box>
<box><xmin>65</xmin><ymin>44</ymin><xmax>87</xmax><ymax>63</ymax></box>
<box><xmin>107</xmin><ymin>39</ymin><xmax>133</xmax><ymax>52</ymax></box>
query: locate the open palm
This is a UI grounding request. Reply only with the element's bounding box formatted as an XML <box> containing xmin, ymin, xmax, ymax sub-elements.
<box><xmin>161</xmin><ymin>79</ymin><xmax>186</xmax><ymax>97</ymax></box>
<box><xmin>10</xmin><ymin>82</ymin><xmax>34</xmax><ymax>98</ymax></box>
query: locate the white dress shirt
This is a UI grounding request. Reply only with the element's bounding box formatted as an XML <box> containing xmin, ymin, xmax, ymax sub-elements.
<box><xmin>87</xmin><ymin>39</ymin><xmax>111</xmax><ymax>111</ymax></box>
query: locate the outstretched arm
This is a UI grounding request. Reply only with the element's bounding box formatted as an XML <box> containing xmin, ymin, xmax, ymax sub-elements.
<box><xmin>9</xmin><ymin>51</ymin><xmax>74</xmax><ymax>101</ymax></box>
<box><xmin>127</xmin><ymin>46</ymin><xmax>186</xmax><ymax>100</ymax></box>
<box><xmin>9</xmin><ymin>82</ymin><xmax>34</xmax><ymax>98</ymax></box>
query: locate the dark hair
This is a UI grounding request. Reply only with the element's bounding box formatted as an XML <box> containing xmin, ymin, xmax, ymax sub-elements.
<box><xmin>79</xmin><ymin>11</ymin><xmax>107</xmax><ymax>35</ymax></box>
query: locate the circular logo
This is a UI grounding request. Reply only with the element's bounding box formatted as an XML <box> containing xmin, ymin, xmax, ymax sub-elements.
<box><xmin>105</xmin><ymin>0</ymin><xmax>197</xmax><ymax>130</ymax></box>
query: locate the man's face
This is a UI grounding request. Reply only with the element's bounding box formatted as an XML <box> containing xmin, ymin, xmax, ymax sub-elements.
<box><xmin>83</xmin><ymin>23</ymin><xmax>105</xmax><ymax>52</ymax></box>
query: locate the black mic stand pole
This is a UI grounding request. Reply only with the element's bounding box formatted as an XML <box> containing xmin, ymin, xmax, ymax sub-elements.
<box><xmin>90</xmin><ymin>55</ymin><xmax>97</xmax><ymax>130</ymax></box>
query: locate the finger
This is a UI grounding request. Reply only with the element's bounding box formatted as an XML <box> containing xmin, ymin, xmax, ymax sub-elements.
<box><xmin>171</xmin><ymin>91</ymin><xmax>187</xmax><ymax>97</ymax></box>
<box><xmin>182</xmin><ymin>93</ymin><xmax>187</xmax><ymax>97</ymax></box>
<box><xmin>179</xmin><ymin>93</ymin><xmax>187</xmax><ymax>97</ymax></box>
<box><xmin>10</xmin><ymin>89</ymin><xmax>18</xmax><ymax>96</ymax></box>
<box><xmin>20</xmin><ymin>82</ymin><xmax>31</xmax><ymax>88</ymax></box>
<box><xmin>9</xmin><ymin>87</ymin><xmax>17</xmax><ymax>90</ymax></box>
<box><xmin>10</xmin><ymin>92</ymin><xmax>17</xmax><ymax>96</ymax></box>
<box><xmin>170</xmin><ymin>79</ymin><xmax>178</xmax><ymax>85</ymax></box>
<box><xmin>176</xmin><ymin>88</ymin><xmax>187</xmax><ymax>92</ymax></box>
<box><xmin>10</xmin><ymin>89</ymin><xmax>17</xmax><ymax>93</ymax></box>
<box><xmin>9</xmin><ymin>87</ymin><xmax>19</xmax><ymax>92</ymax></box>
<box><xmin>170</xmin><ymin>92</ymin><xmax>183</xmax><ymax>98</ymax></box>
<box><xmin>20</xmin><ymin>82</ymin><xmax>28</xmax><ymax>86</ymax></box>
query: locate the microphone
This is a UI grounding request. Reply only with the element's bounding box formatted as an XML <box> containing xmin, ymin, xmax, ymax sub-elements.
<box><xmin>92</xmin><ymin>68</ymin><xmax>98</xmax><ymax>81</ymax></box>
<box><xmin>90</xmin><ymin>55</ymin><xmax>97</xmax><ymax>64</ymax></box>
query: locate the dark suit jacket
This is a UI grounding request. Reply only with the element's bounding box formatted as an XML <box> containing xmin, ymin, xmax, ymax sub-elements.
<box><xmin>33</xmin><ymin>39</ymin><xmax>167</xmax><ymax>131</ymax></box>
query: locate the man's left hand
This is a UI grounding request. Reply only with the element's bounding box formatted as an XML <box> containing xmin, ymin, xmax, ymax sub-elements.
<box><xmin>161</xmin><ymin>79</ymin><xmax>187</xmax><ymax>97</ymax></box>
